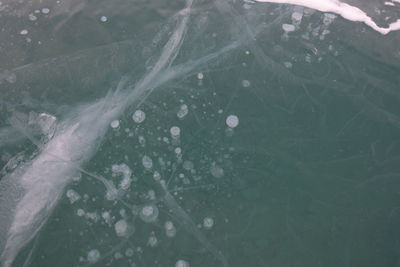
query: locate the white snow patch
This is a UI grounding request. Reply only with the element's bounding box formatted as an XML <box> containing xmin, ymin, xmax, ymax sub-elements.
<box><xmin>254</xmin><ymin>0</ymin><xmax>400</xmax><ymax>35</ymax></box>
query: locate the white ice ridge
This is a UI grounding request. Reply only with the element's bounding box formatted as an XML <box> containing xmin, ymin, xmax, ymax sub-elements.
<box><xmin>0</xmin><ymin>95</ymin><xmax>126</xmax><ymax>267</ymax></box>
<box><xmin>254</xmin><ymin>0</ymin><xmax>400</xmax><ymax>35</ymax></box>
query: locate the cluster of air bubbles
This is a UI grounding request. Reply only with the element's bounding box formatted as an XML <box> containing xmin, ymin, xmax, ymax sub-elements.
<box><xmin>72</xmin><ymin>172</ymin><xmax>82</xmax><ymax>182</ymax></box>
<box><xmin>86</xmin><ymin>211</ymin><xmax>99</xmax><ymax>222</ymax></box>
<box><xmin>102</xmin><ymin>211</ymin><xmax>111</xmax><ymax>225</ymax></box>
<box><xmin>243</xmin><ymin>0</ymin><xmax>255</xmax><ymax>9</ymax></box>
<box><xmin>139</xmin><ymin>204</ymin><xmax>159</xmax><ymax>223</ymax></box>
<box><xmin>66</xmin><ymin>189</ymin><xmax>81</xmax><ymax>204</ymax></box>
<box><xmin>291</xmin><ymin>11</ymin><xmax>303</xmax><ymax>26</ymax></box>
<box><xmin>177</xmin><ymin>104</ymin><xmax>189</xmax><ymax>119</ymax></box>
<box><xmin>176</xmin><ymin>260</ymin><xmax>190</xmax><ymax>267</ymax></box>
<box><xmin>110</xmin><ymin>119</ymin><xmax>120</xmax><ymax>129</ymax></box>
<box><xmin>25</xmin><ymin>8</ymin><xmax>50</xmax><ymax>35</ymax></box>
<box><xmin>323</xmin><ymin>13</ymin><xmax>337</xmax><ymax>26</ymax></box>
<box><xmin>132</xmin><ymin>110</ymin><xmax>146</xmax><ymax>123</ymax></box>
<box><xmin>301</xmin><ymin>13</ymin><xmax>336</xmax><ymax>43</ymax></box>
<box><xmin>111</xmin><ymin>163</ymin><xmax>133</xmax><ymax>190</ymax></box>
<box><xmin>165</xmin><ymin>221</ymin><xmax>176</xmax><ymax>238</ymax></box>
<box><xmin>28</xmin><ymin>13</ymin><xmax>37</xmax><ymax>21</ymax></box>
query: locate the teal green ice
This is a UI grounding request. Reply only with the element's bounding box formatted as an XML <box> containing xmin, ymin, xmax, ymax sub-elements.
<box><xmin>1</xmin><ymin>0</ymin><xmax>400</xmax><ymax>266</ymax></box>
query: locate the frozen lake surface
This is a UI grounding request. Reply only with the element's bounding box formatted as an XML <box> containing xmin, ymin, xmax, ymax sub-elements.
<box><xmin>1</xmin><ymin>0</ymin><xmax>400</xmax><ymax>266</ymax></box>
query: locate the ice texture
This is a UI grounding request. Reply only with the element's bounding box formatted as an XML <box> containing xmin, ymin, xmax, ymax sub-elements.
<box><xmin>0</xmin><ymin>0</ymin><xmax>399</xmax><ymax>266</ymax></box>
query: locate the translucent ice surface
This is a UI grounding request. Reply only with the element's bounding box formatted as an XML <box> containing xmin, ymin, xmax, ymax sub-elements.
<box><xmin>1</xmin><ymin>0</ymin><xmax>400</xmax><ymax>266</ymax></box>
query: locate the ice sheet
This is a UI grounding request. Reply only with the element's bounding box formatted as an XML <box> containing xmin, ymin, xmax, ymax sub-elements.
<box><xmin>1</xmin><ymin>0</ymin><xmax>400</xmax><ymax>266</ymax></box>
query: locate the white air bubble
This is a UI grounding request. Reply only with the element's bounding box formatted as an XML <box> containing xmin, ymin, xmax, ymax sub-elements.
<box><xmin>241</xmin><ymin>80</ymin><xmax>250</xmax><ymax>87</ymax></box>
<box><xmin>142</xmin><ymin>155</ymin><xmax>153</xmax><ymax>169</ymax></box>
<box><xmin>153</xmin><ymin>171</ymin><xmax>161</xmax><ymax>181</ymax></box>
<box><xmin>115</xmin><ymin>219</ymin><xmax>129</xmax><ymax>237</ymax></box>
<box><xmin>86</xmin><ymin>212</ymin><xmax>99</xmax><ymax>222</ymax></box>
<box><xmin>323</xmin><ymin>13</ymin><xmax>337</xmax><ymax>26</ymax></box>
<box><xmin>165</xmin><ymin>221</ymin><xmax>176</xmax><ymax>238</ymax></box>
<box><xmin>283</xmin><ymin>61</ymin><xmax>293</xmax><ymax>68</ymax></box>
<box><xmin>148</xmin><ymin>235</ymin><xmax>158</xmax><ymax>247</ymax></box>
<box><xmin>102</xmin><ymin>211</ymin><xmax>111</xmax><ymax>224</ymax></box>
<box><xmin>87</xmin><ymin>249</ymin><xmax>100</xmax><ymax>263</ymax></box>
<box><xmin>140</xmin><ymin>204</ymin><xmax>159</xmax><ymax>223</ymax></box>
<box><xmin>147</xmin><ymin>190</ymin><xmax>156</xmax><ymax>200</ymax></box>
<box><xmin>77</xmin><ymin>209</ymin><xmax>85</xmax><ymax>217</ymax></box>
<box><xmin>138</xmin><ymin>135</ymin><xmax>146</xmax><ymax>146</ymax></box>
<box><xmin>170</xmin><ymin>126</ymin><xmax>180</xmax><ymax>138</ymax></box>
<box><xmin>125</xmin><ymin>248</ymin><xmax>134</xmax><ymax>257</ymax></box>
<box><xmin>197</xmin><ymin>72</ymin><xmax>204</xmax><ymax>80</ymax></box>
<box><xmin>174</xmin><ymin>147</ymin><xmax>181</xmax><ymax>154</ymax></box>
<box><xmin>176</xmin><ymin>259</ymin><xmax>190</xmax><ymax>267</ymax></box>
<box><xmin>20</xmin><ymin>29</ymin><xmax>28</xmax><ymax>35</ymax></box>
<box><xmin>210</xmin><ymin>165</ymin><xmax>224</xmax><ymax>178</ymax></box>
<box><xmin>282</xmin><ymin>23</ymin><xmax>295</xmax><ymax>32</ymax></box>
<box><xmin>291</xmin><ymin>11</ymin><xmax>303</xmax><ymax>22</ymax></box>
<box><xmin>183</xmin><ymin>161</ymin><xmax>194</xmax><ymax>170</ymax></box>
<box><xmin>114</xmin><ymin>252</ymin><xmax>123</xmax><ymax>259</ymax></box>
<box><xmin>132</xmin><ymin>110</ymin><xmax>146</xmax><ymax>123</ymax></box>
<box><xmin>226</xmin><ymin>115</ymin><xmax>239</xmax><ymax>128</ymax></box>
<box><xmin>100</xmin><ymin>16</ymin><xmax>108</xmax><ymax>22</ymax></box>
<box><xmin>28</xmin><ymin>13</ymin><xmax>37</xmax><ymax>21</ymax></box>
<box><xmin>41</xmin><ymin>8</ymin><xmax>50</xmax><ymax>14</ymax></box>
<box><xmin>203</xmin><ymin>217</ymin><xmax>214</xmax><ymax>229</ymax></box>
<box><xmin>110</xmin><ymin>120</ymin><xmax>120</xmax><ymax>128</ymax></box>
<box><xmin>177</xmin><ymin>104</ymin><xmax>189</xmax><ymax>119</ymax></box>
